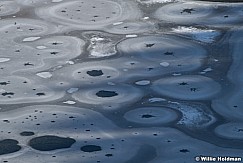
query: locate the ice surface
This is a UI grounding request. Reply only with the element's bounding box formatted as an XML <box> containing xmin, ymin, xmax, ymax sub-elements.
<box><xmin>1</xmin><ymin>0</ymin><xmax>243</xmax><ymax>162</ymax></box>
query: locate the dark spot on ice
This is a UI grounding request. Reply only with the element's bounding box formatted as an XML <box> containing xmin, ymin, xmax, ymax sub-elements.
<box><xmin>179</xmin><ymin>82</ymin><xmax>188</xmax><ymax>85</ymax></box>
<box><xmin>141</xmin><ymin>114</ymin><xmax>155</xmax><ymax>118</ymax></box>
<box><xmin>238</xmin><ymin>129</ymin><xmax>243</xmax><ymax>132</ymax></box>
<box><xmin>105</xmin><ymin>154</ymin><xmax>113</xmax><ymax>157</ymax></box>
<box><xmin>50</xmin><ymin>52</ymin><xmax>58</xmax><ymax>55</ymax></box>
<box><xmin>2</xmin><ymin>92</ymin><xmax>14</xmax><ymax>96</ymax></box>
<box><xmin>145</xmin><ymin>43</ymin><xmax>155</xmax><ymax>48</ymax></box>
<box><xmin>0</xmin><ymin>81</ymin><xmax>10</xmax><ymax>85</ymax></box>
<box><xmin>3</xmin><ymin>120</ymin><xmax>10</xmax><ymax>123</ymax></box>
<box><xmin>52</xmin><ymin>42</ymin><xmax>61</xmax><ymax>45</ymax></box>
<box><xmin>180</xmin><ymin>149</ymin><xmax>190</xmax><ymax>153</ymax></box>
<box><xmin>96</xmin><ymin>90</ymin><xmax>118</xmax><ymax>97</ymax></box>
<box><xmin>164</xmin><ymin>51</ymin><xmax>174</xmax><ymax>55</ymax></box>
<box><xmin>0</xmin><ymin>139</ymin><xmax>21</xmax><ymax>155</ymax></box>
<box><xmin>24</xmin><ymin>62</ymin><xmax>34</xmax><ymax>66</ymax></box>
<box><xmin>86</xmin><ymin>70</ymin><xmax>103</xmax><ymax>77</ymax></box>
<box><xmin>80</xmin><ymin>145</ymin><xmax>102</xmax><ymax>152</ymax></box>
<box><xmin>181</xmin><ymin>8</ymin><xmax>195</xmax><ymax>14</ymax></box>
<box><xmin>190</xmin><ymin>88</ymin><xmax>198</xmax><ymax>92</ymax></box>
<box><xmin>20</xmin><ymin>131</ymin><xmax>35</xmax><ymax>136</ymax></box>
<box><xmin>29</xmin><ymin>135</ymin><xmax>76</xmax><ymax>151</ymax></box>
<box><xmin>36</xmin><ymin>92</ymin><xmax>45</xmax><ymax>96</ymax></box>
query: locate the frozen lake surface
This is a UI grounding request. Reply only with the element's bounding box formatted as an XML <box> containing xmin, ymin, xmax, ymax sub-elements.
<box><xmin>1</xmin><ymin>0</ymin><xmax>243</xmax><ymax>162</ymax></box>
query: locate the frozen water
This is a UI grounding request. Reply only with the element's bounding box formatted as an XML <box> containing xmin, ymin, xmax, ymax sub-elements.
<box><xmin>1</xmin><ymin>0</ymin><xmax>243</xmax><ymax>162</ymax></box>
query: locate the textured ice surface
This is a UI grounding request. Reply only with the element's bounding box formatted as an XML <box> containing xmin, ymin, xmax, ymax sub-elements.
<box><xmin>1</xmin><ymin>0</ymin><xmax>243</xmax><ymax>162</ymax></box>
<box><xmin>152</xmin><ymin>75</ymin><xmax>221</xmax><ymax>100</ymax></box>
<box><xmin>35</xmin><ymin>0</ymin><xmax>142</xmax><ymax>29</ymax></box>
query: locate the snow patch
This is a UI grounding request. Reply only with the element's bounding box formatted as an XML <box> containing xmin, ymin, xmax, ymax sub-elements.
<box><xmin>172</xmin><ymin>26</ymin><xmax>220</xmax><ymax>43</ymax></box>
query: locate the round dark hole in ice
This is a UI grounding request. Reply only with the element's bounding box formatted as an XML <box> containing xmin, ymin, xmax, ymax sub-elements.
<box><xmin>0</xmin><ymin>139</ymin><xmax>21</xmax><ymax>155</ymax></box>
<box><xmin>96</xmin><ymin>90</ymin><xmax>118</xmax><ymax>98</ymax></box>
<box><xmin>86</xmin><ymin>70</ymin><xmax>104</xmax><ymax>77</ymax></box>
<box><xmin>29</xmin><ymin>135</ymin><xmax>76</xmax><ymax>151</ymax></box>
<box><xmin>81</xmin><ymin>145</ymin><xmax>102</xmax><ymax>152</ymax></box>
<box><xmin>20</xmin><ymin>131</ymin><xmax>35</xmax><ymax>136</ymax></box>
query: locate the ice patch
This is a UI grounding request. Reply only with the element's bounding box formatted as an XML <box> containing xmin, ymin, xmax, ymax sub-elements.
<box><xmin>113</xmin><ymin>22</ymin><xmax>123</xmax><ymax>25</ymax></box>
<box><xmin>172</xmin><ymin>26</ymin><xmax>220</xmax><ymax>43</ymax></box>
<box><xmin>138</xmin><ymin>0</ymin><xmax>176</xmax><ymax>4</ymax></box>
<box><xmin>160</xmin><ymin>62</ymin><xmax>170</xmax><ymax>67</ymax></box>
<box><xmin>67</xmin><ymin>88</ymin><xmax>79</xmax><ymax>94</ymax></box>
<box><xmin>0</xmin><ymin>58</ymin><xmax>10</xmax><ymax>63</ymax></box>
<box><xmin>36</xmin><ymin>46</ymin><xmax>47</xmax><ymax>49</ymax></box>
<box><xmin>66</xmin><ymin>61</ymin><xmax>74</xmax><ymax>65</ymax></box>
<box><xmin>36</xmin><ymin>72</ymin><xmax>52</xmax><ymax>78</ymax></box>
<box><xmin>23</xmin><ymin>37</ymin><xmax>41</xmax><ymax>42</ymax></box>
<box><xmin>126</xmin><ymin>34</ymin><xmax>138</xmax><ymax>38</ymax></box>
<box><xmin>63</xmin><ymin>100</ymin><xmax>76</xmax><ymax>104</ymax></box>
<box><xmin>52</xmin><ymin>0</ymin><xmax>63</xmax><ymax>2</ymax></box>
<box><xmin>148</xmin><ymin>98</ymin><xmax>167</xmax><ymax>103</ymax></box>
<box><xmin>135</xmin><ymin>80</ymin><xmax>150</xmax><ymax>86</ymax></box>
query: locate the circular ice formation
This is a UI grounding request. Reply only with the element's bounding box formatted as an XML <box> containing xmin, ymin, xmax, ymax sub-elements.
<box><xmin>0</xmin><ymin>105</ymin><xmax>140</xmax><ymax>162</ymax></box>
<box><xmin>117</xmin><ymin>36</ymin><xmax>206</xmax><ymax>70</ymax></box>
<box><xmin>72</xmin><ymin>84</ymin><xmax>142</xmax><ymax>108</ymax></box>
<box><xmin>0</xmin><ymin>1</ymin><xmax>20</xmax><ymax>16</ymax></box>
<box><xmin>152</xmin><ymin>75</ymin><xmax>221</xmax><ymax>100</ymax></box>
<box><xmin>72</xmin><ymin>65</ymin><xmax>120</xmax><ymax>83</ymax></box>
<box><xmin>0</xmin><ymin>18</ymin><xmax>57</xmax><ymax>37</ymax></box>
<box><xmin>29</xmin><ymin>135</ymin><xmax>76</xmax><ymax>151</ymax></box>
<box><xmin>2</xmin><ymin>35</ymin><xmax>84</xmax><ymax>76</ymax></box>
<box><xmin>104</xmin><ymin>21</ymin><xmax>155</xmax><ymax>34</ymax></box>
<box><xmin>35</xmin><ymin>0</ymin><xmax>141</xmax><ymax>29</ymax></box>
<box><xmin>124</xmin><ymin>107</ymin><xmax>178</xmax><ymax>124</ymax></box>
<box><xmin>215</xmin><ymin>123</ymin><xmax>243</xmax><ymax>140</ymax></box>
<box><xmin>154</xmin><ymin>2</ymin><xmax>213</xmax><ymax>24</ymax></box>
<box><xmin>0</xmin><ymin>76</ymin><xmax>64</xmax><ymax>104</ymax></box>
